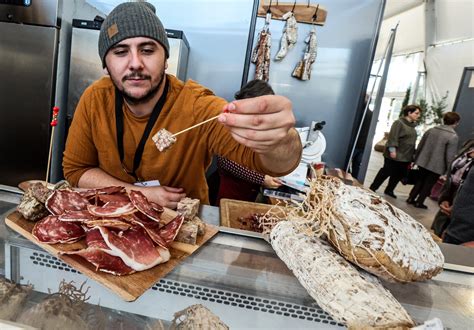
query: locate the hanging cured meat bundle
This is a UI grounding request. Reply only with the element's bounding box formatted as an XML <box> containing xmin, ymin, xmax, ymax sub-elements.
<box><xmin>274</xmin><ymin>11</ymin><xmax>298</xmax><ymax>61</ymax></box>
<box><xmin>251</xmin><ymin>10</ymin><xmax>272</xmax><ymax>81</ymax></box>
<box><xmin>292</xmin><ymin>24</ymin><xmax>317</xmax><ymax>80</ymax></box>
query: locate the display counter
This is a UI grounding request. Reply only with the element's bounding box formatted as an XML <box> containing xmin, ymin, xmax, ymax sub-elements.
<box><xmin>1</xmin><ymin>189</ymin><xmax>473</xmax><ymax>328</ymax></box>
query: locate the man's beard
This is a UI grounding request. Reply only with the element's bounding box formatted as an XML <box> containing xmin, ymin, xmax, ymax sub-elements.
<box><xmin>114</xmin><ymin>70</ymin><xmax>165</xmax><ymax>106</ymax></box>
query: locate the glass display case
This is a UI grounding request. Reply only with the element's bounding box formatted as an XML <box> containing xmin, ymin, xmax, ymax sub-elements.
<box><xmin>1</xmin><ymin>190</ymin><xmax>473</xmax><ymax>329</ymax></box>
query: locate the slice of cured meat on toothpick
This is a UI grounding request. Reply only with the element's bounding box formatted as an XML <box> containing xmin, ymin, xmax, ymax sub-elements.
<box><xmin>152</xmin><ymin>114</ymin><xmax>220</xmax><ymax>152</ymax></box>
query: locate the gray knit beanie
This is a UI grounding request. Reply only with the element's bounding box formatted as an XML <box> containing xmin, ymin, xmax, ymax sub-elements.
<box><xmin>98</xmin><ymin>2</ymin><xmax>170</xmax><ymax>67</ymax></box>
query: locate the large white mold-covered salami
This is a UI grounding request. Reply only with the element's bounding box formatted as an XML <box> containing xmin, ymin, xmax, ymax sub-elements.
<box><xmin>329</xmin><ymin>181</ymin><xmax>444</xmax><ymax>282</ymax></box>
<box><xmin>269</xmin><ymin>221</ymin><xmax>414</xmax><ymax>328</ymax></box>
<box><xmin>275</xmin><ymin>176</ymin><xmax>444</xmax><ymax>282</ymax></box>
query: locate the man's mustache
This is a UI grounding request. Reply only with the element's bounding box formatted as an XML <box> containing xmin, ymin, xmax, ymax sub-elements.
<box><xmin>123</xmin><ymin>73</ymin><xmax>151</xmax><ymax>81</ymax></box>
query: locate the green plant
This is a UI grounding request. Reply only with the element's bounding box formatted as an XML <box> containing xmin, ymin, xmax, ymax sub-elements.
<box><xmin>399</xmin><ymin>86</ymin><xmax>411</xmax><ymax>117</ymax></box>
<box><xmin>417</xmin><ymin>98</ymin><xmax>429</xmax><ymax>124</ymax></box>
<box><xmin>430</xmin><ymin>91</ymin><xmax>449</xmax><ymax>125</ymax></box>
<box><xmin>416</xmin><ymin>91</ymin><xmax>448</xmax><ymax>126</ymax></box>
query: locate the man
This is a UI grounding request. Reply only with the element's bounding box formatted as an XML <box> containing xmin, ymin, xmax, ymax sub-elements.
<box><xmin>443</xmin><ymin>161</ymin><xmax>474</xmax><ymax>245</ymax></box>
<box><xmin>63</xmin><ymin>2</ymin><xmax>302</xmax><ymax>209</ymax></box>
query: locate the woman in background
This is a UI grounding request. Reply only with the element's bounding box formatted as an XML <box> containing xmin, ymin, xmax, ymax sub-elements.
<box><xmin>369</xmin><ymin>105</ymin><xmax>421</xmax><ymax>198</ymax></box>
<box><xmin>407</xmin><ymin>112</ymin><xmax>460</xmax><ymax>209</ymax></box>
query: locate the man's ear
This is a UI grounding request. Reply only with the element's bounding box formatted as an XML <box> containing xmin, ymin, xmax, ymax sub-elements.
<box><xmin>165</xmin><ymin>60</ymin><xmax>168</xmax><ymax>70</ymax></box>
<box><xmin>103</xmin><ymin>67</ymin><xmax>109</xmax><ymax>75</ymax></box>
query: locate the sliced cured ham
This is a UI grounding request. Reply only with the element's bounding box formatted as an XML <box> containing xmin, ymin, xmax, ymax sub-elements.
<box><xmin>98</xmin><ymin>194</ymin><xmax>130</xmax><ymax>204</ymax></box>
<box><xmin>63</xmin><ymin>229</ymin><xmax>134</xmax><ymax>275</ymax></box>
<box><xmin>45</xmin><ymin>190</ymin><xmax>90</xmax><ymax>215</ymax></box>
<box><xmin>98</xmin><ymin>226</ymin><xmax>170</xmax><ymax>271</ymax></box>
<box><xmin>64</xmin><ymin>247</ymin><xmax>135</xmax><ymax>275</ymax></box>
<box><xmin>78</xmin><ymin>186</ymin><xmax>126</xmax><ymax>199</ymax></box>
<box><xmin>84</xmin><ymin>218</ymin><xmax>132</xmax><ymax>231</ymax></box>
<box><xmin>86</xmin><ymin>228</ymin><xmax>108</xmax><ymax>248</ymax></box>
<box><xmin>127</xmin><ymin>213</ymin><xmax>167</xmax><ymax>247</ymax></box>
<box><xmin>58</xmin><ymin>210</ymin><xmax>93</xmax><ymax>222</ymax></box>
<box><xmin>149</xmin><ymin>201</ymin><xmax>164</xmax><ymax>213</ymax></box>
<box><xmin>129</xmin><ymin>190</ymin><xmax>162</xmax><ymax>222</ymax></box>
<box><xmin>159</xmin><ymin>214</ymin><xmax>184</xmax><ymax>245</ymax></box>
<box><xmin>87</xmin><ymin>201</ymin><xmax>136</xmax><ymax>217</ymax></box>
<box><xmin>32</xmin><ymin>215</ymin><xmax>85</xmax><ymax>244</ymax></box>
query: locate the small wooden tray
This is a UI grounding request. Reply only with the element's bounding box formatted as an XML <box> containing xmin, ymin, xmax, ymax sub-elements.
<box><xmin>219</xmin><ymin>199</ymin><xmax>275</xmax><ymax>237</ymax></box>
<box><xmin>5</xmin><ymin>209</ymin><xmax>218</xmax><ymax>301</ymax></box>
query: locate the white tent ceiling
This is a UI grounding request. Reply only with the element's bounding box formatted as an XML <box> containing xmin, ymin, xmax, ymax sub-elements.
<box><xmin>383</xmin><ymin>0</ymin><xmax>424</xmax><ymax>19</ymax></box>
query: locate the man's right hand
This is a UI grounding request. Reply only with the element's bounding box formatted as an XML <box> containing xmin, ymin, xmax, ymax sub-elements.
<box><xmin>140</xmin><ymin>186</ymin><xmax>186</xmax><ymax>209</ymax></box>
<box><xmin>78</xmin><ymin>168</ymin><xmax>186</xmax><ymax>209</ymax></box>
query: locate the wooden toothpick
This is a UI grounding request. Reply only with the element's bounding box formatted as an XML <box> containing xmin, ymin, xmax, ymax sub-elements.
<box><xmin>172</xmin><ymin>114</ymin><xmax>221</xmax><ymax>137</ymax></box>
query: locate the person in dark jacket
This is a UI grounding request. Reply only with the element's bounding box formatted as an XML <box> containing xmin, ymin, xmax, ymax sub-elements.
<box><xmin>431</xmin><ymin>139</ymin><xmax>474</xmax><ymax>238</ymax></box>
<box><xmin>407</xmin><ymin>112</ymin><xmax>460</xmax><ymax>208</ymax></box>
<box><xmin>211</xmin><ymin>80</ymin><xmax>282</xmax><ymax>206</ymax></box>
<box><xmin>369</xmin><ymin>105</ymin><xmax>421</xmax><ymax>198</ymax></box>
<box><xmin>443</xmin><ymin>155</ymin><xmax>474</xmax><ymax>245</ymax></box>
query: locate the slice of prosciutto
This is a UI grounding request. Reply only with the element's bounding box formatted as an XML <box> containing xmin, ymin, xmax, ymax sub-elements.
<box><xmin>98</xmin><ymin>226</ymin><xmax>170</xmax><ymax>271</ymax></box>
<box><xmin>128</xmin><ymin>214</ymin><xmax>168</xmax><ymax>248</ymax></box>
<box><xmin>45</xmin><ymin>190</ymin><xmax>90</xmax><ymax>215</ymax></box>
<box><xmin>87</xmin><ymin>201</ymin><xmax>136</xmax><ymax>217</ymax></box>
<box><xmin>98</xmin><ymin>194</ymin><xmax>130</xmax><ymax>204</ymax></box>
<box><xmin>64</xmin><ymin>247</ymin><xmax>135</xmax><ymax>275</ymax></box>
<box><xmin>159</xmin><ymin>214</ymin><xmax>185</xmax><ymax>245</ymax></box>
<box><xmin>62</xmin><ymin>229</ymin><xmax>135</xmax><ymax>275</ymax></box>
<box><xmin>58</xmin><ymin>210</ymin><xmax>93</xmax><ymax>222</ymax></box>
<box><xmin>32</xmin><ymin>215</ymin><xmax>85</xmax><ymax>244</ymax></box>
<box><xmin>129</xmin><ymin>190</ymin><xmax>163</xmax><ymax>222</ymax></box>
<box><xmin>84</xmin><ymin>218</ymin><xmax>132</xmax><ymax>231</ymax></box>
<box><xmin>79</xmin><ymin>186</ymin><xmax>126</xmax><ymax>199</ymax></box>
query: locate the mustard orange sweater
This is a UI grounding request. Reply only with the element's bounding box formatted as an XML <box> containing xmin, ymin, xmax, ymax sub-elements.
<box><xmin>63</xmin><ymin>75</ymin><xmax>297</xmax><ymax>203</ymax></box>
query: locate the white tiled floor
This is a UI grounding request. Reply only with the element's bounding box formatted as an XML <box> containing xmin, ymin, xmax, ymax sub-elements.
<box><xmin>362</xmin><ymin>151</ymin><xmax>438</xmax><ymax>229</ymax></box>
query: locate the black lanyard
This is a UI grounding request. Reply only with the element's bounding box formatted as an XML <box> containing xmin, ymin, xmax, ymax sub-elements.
<box><xmin>115</xmin><ymin>79</ymin><xmax>169</xmax><ymax>181</ymax></box>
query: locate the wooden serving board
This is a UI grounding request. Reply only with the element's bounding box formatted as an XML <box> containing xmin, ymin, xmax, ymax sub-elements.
<box><xmin>219</xmin><ymin>199</ymin><xmax>274</xmax><ymax>236</ymax></box>
<box><xmin>5</xmin><ymin>209</ymin><xmax>218</xmax><ymax>302</ymax></box>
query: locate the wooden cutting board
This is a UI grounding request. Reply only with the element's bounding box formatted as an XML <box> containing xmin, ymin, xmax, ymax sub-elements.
<box><xmin>219</xmin><ymin>199</ymin><xmax>274</xmax><ymax>235</ymax></box>
<box><xmin>5</xmin><ymin>209</ymin><xmax>218</xmax><ymax>302</ymax></box>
